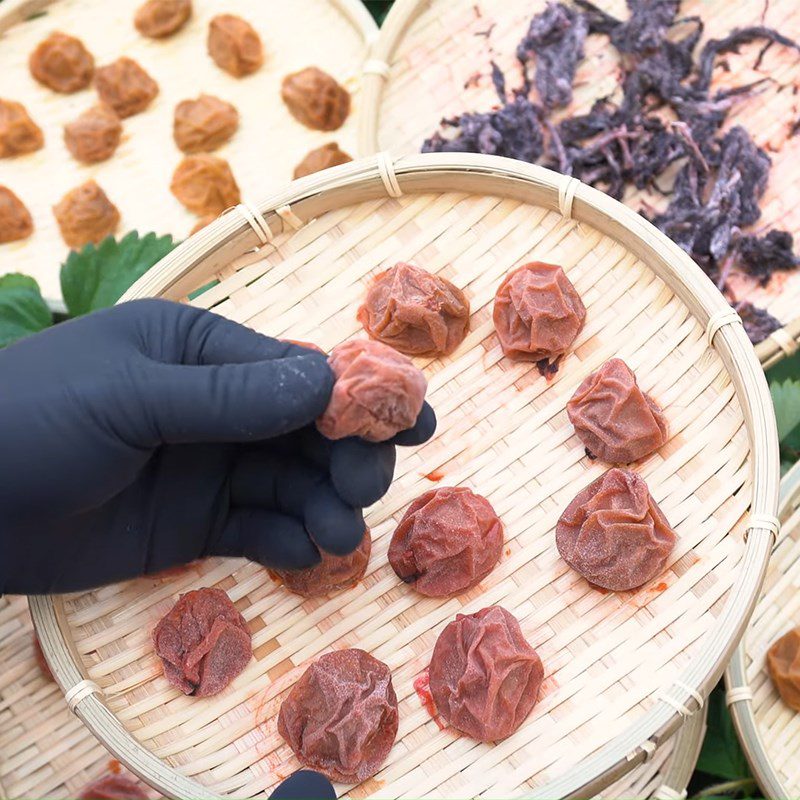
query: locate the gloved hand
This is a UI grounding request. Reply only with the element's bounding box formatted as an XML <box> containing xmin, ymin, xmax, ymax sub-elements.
<box><xmin>268</xmin><ymin>770</ymin><xmax>335</xmax><ymax>800</ymax></box>
<box><xmin>0</xmin><ymin>299</ymin><xmax>435</xmax><ymax>594</ymax></box>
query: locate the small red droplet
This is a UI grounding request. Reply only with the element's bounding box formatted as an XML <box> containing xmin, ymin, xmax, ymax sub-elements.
<box><xmin>424</xmin><ymin>469</ymin><xmax>445</xmax><ymax>482</ymax></box>
<box><xmin>414</xmin><ymin>670</ymin><xmax>445</xmax><ymax>730</ymax></box>
<box><xmin>651</xmin><ymin>582</ymin><xmax>668</xmax><ymax>592</ymax></box>
<box><xmin>107</xmin><ymin>759</ymin><xmax>122</xmax><ymax>774</ymax></box>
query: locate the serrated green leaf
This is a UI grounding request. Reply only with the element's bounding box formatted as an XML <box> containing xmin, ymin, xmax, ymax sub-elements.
<box><xmin>696</xmin><ymin>686</ymin><xmax>752</xmax><ymax>781</ymax></box>
<box><xmin>770</xmin><ymin>379</ymin><xmax>800</xmax><ymax>443</ymax></box>
<box><xmin>60</xmin><ymin>231</ymin><xmax>177</xmax><ymax>317</ymax></box>
<box><xmin>0</xmin><ymin>274</ymin><xmax>53</xmax><ymax>348</ymax></box>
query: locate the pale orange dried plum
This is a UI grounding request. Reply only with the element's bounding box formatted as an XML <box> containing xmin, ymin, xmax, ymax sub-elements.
<box><xmin>170</xmin><ymin>154</ymin><xmax>240</xmax><ymax>215</ymax></box>
<box><xmin>0</xmin><ymin>187</ymin><xmax>34</xmax><ymax>243</ymax></box>
<box><xmin>135</xmin><ymin>0</ymin><xmax>191</xmax><ymax>39</ymax></box>
<box><xmin>207</xmin><ymin>15</ymin><xmax>263</xmax><ymax>77</ymax></box>
<box><xmin>52</xmin><ymin>180</ymin><xmax>120</xmax><ymax>249</ymax></box>
<box><xmin>64</xmin><ymin>105</ymin><xmax>122</xmax><ymax>164</ymax></box>
<box><xmin>293</xmin><ymin>142</ymin><xmax>352</xmax><ymax>178</ymax></box>
<box><xmin>29</xmin><ymin>32</ymin><xmax>94</xmax><ymax>93</ymax></box>
<box><xmin>0</xmin><ymin>99</ymin><xmax>44</xmax><ymax>158</ymax></box>
<box><xmin>95</xmin><ymin>57</ymin><xmax>158</xmax><ymax>118</ymax></box>
<box><xmin>281</xmin><ymin>67</ymin><xmax>350</xmax><ymax>131</ymax></box>
<box><xmin>173</xmin><ymin>94</ymin><xmax>238</xmax><ymax>153</ymax></box>
<box><xmin>767</xmin><ymin>626</ymin><xmax>800</xmax><ymax>711</ymax></box>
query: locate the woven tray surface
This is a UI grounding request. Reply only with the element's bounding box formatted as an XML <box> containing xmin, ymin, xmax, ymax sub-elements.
<box><xmin>0</xmin><ymin>595</ymin><xmax>158</xmax><ymax>799</ymax></box>
<box><xmin>41</xmin><ymin>179</ymin><xmax>759</xmax><ymax>799</ymax></box>
<box><xmin>366</xmin><ymin>0</ymin><xmax>800</xmax><ymax>358</ymax></box>
<box><xmin>728</xmin><ymin>462</ymin><xmax>800</xmax><ymax>798</ymax></box>
<box><xmin>0</xmin><ymin>0</ymin><xmax>373</xmax><ymax>305</ymax></box>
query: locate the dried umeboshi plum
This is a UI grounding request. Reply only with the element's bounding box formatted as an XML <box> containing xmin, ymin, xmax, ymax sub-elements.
<box><xmin>556</xmin><ymin>468</ymin><xmax>677</xmax><ymax>591</ymax></box>
<box><xmin>29</xmin><ymin>32</ymin><xmax>94</xmax><ymax>93</ymax></box>
<box><xmin>293</xmin><ymin>142</ymin><xmax>352</xmax><ymax>178</ymax></box>
<box><xmin>270</xmin><ymin>528</ymin><xmax>371</xmax><ymax>598</ymax></box>
<box><xmin>135</xmin><ymin>0</ymin><xmax>192</xmax><ymax>39</ymax></box>
<box><xmin>0</xmin><ymin>187</ymin><xmax>34</xmax><ymax>243</ymax></box>
<box><xmin>33</xmin><ymin>634</ymin><xmax>54</xmax><ymax>682</ymax></box>
<box><xmin>278</xmin><ymin>649</ymin><xmax>398</xmax><ymax>783</ymax></box>
<box><xmin>152</xmin><ymin>587</ymin><xmax>252</xmax><ymax>697</ymax></box>
<box><xmin>493</xmin><ymin>261</ymin><xmax>586</xmax><ymax>363</ymax></box>
<box><xmin>358</xmin><ymin>262</ymin><xmax>471</xmax><ymax>357</ymax></box>
<box><xmin>95</xmin><ymin>57</ymin><xmax>158</xmax><ymax>118</ymax></box>
<box><xmin>316</xmin><ymin>339</ymin><xmax>427</xmax><ymax>442</ymax></box>
<box><xmin>170</xmin><ymin>154</ymin><xmax>240</xmax><ymax>215</ymax></box>
<box><xmin>207</xmin><ymin>15</ymin><xmax>263</xmax><ymax>77</ymax></box>
<box><xmin>389</xmin><ymin>487</ymin><xmax>503</xmax><ymax>597</ymax></box>
<box><xmin>0</xmin><ymin>99</ymin><xmax>44</xmax><ymax>158</ymax></box>
<box><xmin>52</xmin><ymin>180</ymin><xmax>120</xmax><ymax>249</ymax></box>
<box><xmin>281</xmin><ymin>67</ymin><xmax>350</xmax><ymax>131</ymax></box>
<box><xmin>429</xmin><ymin>606</ymin><xmax>543</xmax><ymax>741</ymax></box>
<box><xmin>173</xmin><ymin>94</ymin><xmax>239</xmax><ymax>153</ymax></box>
<box><xmin>79</xmin><ymin>774</ymin><xmax>148</xmax><ymax>800</ymax></box>
<box><xmin>567</xmin><ymin>358</ymin><xmax>668</xmax><ymax>463</ymax></box>
<box><xmin>189</xmin><ymin>213</ymin><xmax>217</xmax><ymax>235</ymax></box>
<box><xmin>64</xmin><ymin>105</ymin><xmax>122</xmax><ymax>164</ymax></box>
<box><xmin>767</xmin><ymin>626</ymin><xmax>800</xmax><ymax>711</ymax></box>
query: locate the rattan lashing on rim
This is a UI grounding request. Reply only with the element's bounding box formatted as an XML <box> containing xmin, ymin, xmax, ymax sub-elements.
<box><xmin>31</xmin><ymin>152</ymin><xmax>779</xmax><ymax>799</ymax></box>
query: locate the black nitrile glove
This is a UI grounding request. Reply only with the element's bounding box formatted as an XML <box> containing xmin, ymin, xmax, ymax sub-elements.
<box><xmin>0</xmin><ymin>299</ymin><xmax>435</xmax><ymax>594</ymax></box>
<box><xmin>268</xmin><ymin>770</ymin><xmax>335</xmax><ymax>800</ymax></box>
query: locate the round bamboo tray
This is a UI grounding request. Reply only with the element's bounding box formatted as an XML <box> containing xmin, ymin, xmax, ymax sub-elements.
<box><xmin>0</xmin><ymin>0</ymin><xmax>377</xmax><ymax>307</ymax></box>
<box><xmin>725</xmin><ymin>460</ymin><xmax>800</xmax><ymax>800</ymax></box>
<box><xmin>31</xmin><ymin>152</ymin><xmax>779</xmax><ymax>800</ymax></box>
<box><xmin>0</xmin><ymin>596</ymin><xmax>159</xmax><ymax>800</ymax></box>
<box><xmin>357</xmin><ymin>0</ymin><xmax>800</xmax><ymax>368</ymax></box>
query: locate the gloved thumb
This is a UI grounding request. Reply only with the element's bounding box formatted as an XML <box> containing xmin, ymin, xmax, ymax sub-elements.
<box><xmin>133</xmin><ymin>353</ymin><xmax>334</xmax><ymax>444</ymax></box>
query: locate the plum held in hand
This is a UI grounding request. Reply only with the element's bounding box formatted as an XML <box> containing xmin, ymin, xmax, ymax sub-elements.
<box><xmin>270</xmin><ymin>528</ymin><xmax>371</xmax><ymax>598</ymax></box>
<box><xmin>389</xmin><ymin>486</ymin><xmax>503</xmax><ymax>597</ymax></box>
<box><xmin>316</xmin><ymin>339</ymin><xmax>426</xmax><ymax>443</ymax></box>
<box><xmin>278</xmin><ymin>648</ymin><xmax>399</xmax><ymax>783</ymax></box>
<box><xmin>135</xmin><ymin>0</ymin><xmax>192</xmax><ymax>39</ymax></box>
<box><xmin>556</xmin><ymin>468</ymin><xmax>677</xmax><ymax>592</ymax></box>
<box><xmin>29</xmin><ymin>32</ymin><xmax>94</xmax><ymax>93</ymax></box>
<box><xmin>64</xmin><ymin>105</ymin><xmax>122</xmax><ymax>164</ymax></box>
<box><xmin>0</xmin><ymin>99</ymin><xmax>44</xmax><ymax>158</ymax></box>
<box><xmin>429</xmin><ymin>606</ymin><xmax>544</xmax><ymax>742</ymax></box>
<box><xmin>152</xmin><ymin>587</ymin><xmax>252</xmax><ymax>697</ymax></box>
<box><xmin>95</xmin><ymin>57</ymin><xmax>158</xmax><ymax>118</ymax></box>
<box><xmin>567</xmin><ymin>358</ymin><xmax>668</xmax><ymax>463</ymax></box>
<box><xmin>207</xmin><ymin>14</ymin><xmax>263</xmax><ymax>77</ymax></box>
<box><xmin>358</xmin><ymin>262</ymin><xmax>471</xmax><ymax>357</ymax></box>
<box><xmin>173</xmin><ymin>94</ymin><xmax>239</xmax><ymax>153</ymax></box>
<box><xmin>767</xmin><ymin>626</ymin><xmax>800</xmax><ymax>711</ymax></box>
<box><xmin>0</xmin><ymin>187</ymin><xmax>34</xmax><ymax>244</ymax></box>
<box><xmin>170</xmin><ymin>154</ymin><xmax>240</xmax><ymax>216</ymax></box>
<box><xmin>293</xmin><ymin>142</ymin><xmax>352</xmax><ymax>179</ymax></box>
<box><xmin>493</xmin><ymin>261</ymin><xmax>586</xmax><ymax>364</ymax></box>
<box><xmin>281</xmin><ymin>67</ymin><xmax>350</xmax><ymax>131</ymax></box>
<box><xmin>52</xmin><ymin>180</ymin><xmax>119</xmax><ymax>249</ymax></box>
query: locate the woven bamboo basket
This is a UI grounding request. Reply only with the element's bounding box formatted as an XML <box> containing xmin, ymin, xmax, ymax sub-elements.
<box><xmin>1</xmin><ymin>591</ymin><xmax>706</xmax><ymax>800</ymax></box>
<box><xmin>0</xmin><ymin>0</ymin><xmax>376</xmax><ymax>306</ymax></box>
<box><xmin>725</xmin><ymin>460</ymin><xmax>800</xmax><ymax>800</ymax></box>
<box><xmin>30</xmin><ymin>152</ymin><xmax>780</xmax><ymax>799</ymax></box>
<box><xmin>357</xmin><ymin>0</ymin><xmax>800</xmax><ymax>369</ymax></box>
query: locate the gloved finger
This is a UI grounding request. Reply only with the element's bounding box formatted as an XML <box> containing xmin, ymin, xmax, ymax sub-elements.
<box><xmin>268</xmin><ymin>771</ymin><xmax>336</xmax><ymax>800</ymax></box>
<box><xmin>128</xmin><ymin>299</ymin><xmax>317</xmax><ymax>365</ymax></box>
<box><xmin>305</xmin><ymin>483</ymin><xmax>366</xmax><ymax>556</ymax></box>
<box><xmin>329</xmin><ymin>438</ymin><xmax>396</xmax><ymax>508</ymax></box>
<box><xmin>213</xmin><ymin>509</ymin><xmax>320</xmax><ymax>570</ymax></box>
<box><xmin>390</xmin><ymin>401</ymin><xmax>437</xmax><ymax>446</ymax></box>
<box><xmin>136</xmin><ymin>354</ymin><xmax>334</xmax><ymax>445</ymax></box>
<box><xmin>230</xmin><ymin>450</ymin><xmax>366</xmax><ymax>556</ymax></box>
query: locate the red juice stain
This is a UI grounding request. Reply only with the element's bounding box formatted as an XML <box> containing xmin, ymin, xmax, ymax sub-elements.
<box><xmin>424</xmin><ymin>469</ymin><xmax>445</xmax><ymax>482</ymax></box>
<box><xmin>107</xmin><ymin>759</ymin><xmax>121</xmax><ymax>775</ymax></box>
<box><xmin>505</xmin><ymin>548</ymin><xmax>511</xmax><ymax>557</ymax></box>
<box><xmin>588</xmin><ymin>582</ymin><xmax>610</xmax><ymax>594</ymax></box>
<box><xmin>651</xmin><ymin>582</ymin><xmax>668</xmax><ymax>592</ymax></box>
<box><xmin>413</xmin><ymin>670</ymin><xmax>445</xmax><ymax>730</ymax></box>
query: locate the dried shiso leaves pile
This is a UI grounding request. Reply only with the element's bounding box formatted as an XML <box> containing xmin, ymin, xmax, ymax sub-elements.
<box><xmin>422</xmin><ymin>0</ymin><xmax>800</xmax><ymax>344</ymax></box>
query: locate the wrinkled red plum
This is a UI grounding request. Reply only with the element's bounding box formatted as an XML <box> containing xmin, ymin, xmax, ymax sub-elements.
<box><xmin>358</xmin><ymin>262</ymin><xmax>470</xmax><ymax>357</ymax></box>
<box><xmin>152</xmin><ymin>587</ymin><xmax>251</xmax><ymax>697</ymax></box>
<box><xmin>567</xmin><ymin>358</ymin><xmax>668</xmax><ymax>463</ymax></box>
<box><xmin>278</xmin><ymin>648</ymin><xmax>398</xmax><ymax>783</ymax></box>
<box><xmin>429</xmin><ymin>606</ymin><xmax>543</xmax><ymax>741</ymax></box>
<box><xmin>556</xmin><ymin>467</ymin><xmax>677</xmax><ymax>591</ymax></box>
<box><xmin>79</xmin><ymin>774</ymin><xmax>148</xmax><ymax>799</ymax></box>
<box><xmin>388</xmin><ymin>486</ymin><xmax>503</xmax><ymax>597</ymax></box>
<box><xmin>316</xmin><ymin>339</ymin><xmax>426</xmax><ymax>443</ymax></box>
<box><xmin>493</xmin><ymin>261</ymin><xmax>585</xmax><ymax>362</ymax></box>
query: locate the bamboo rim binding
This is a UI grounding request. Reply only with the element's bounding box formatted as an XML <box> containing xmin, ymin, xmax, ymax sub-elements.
<box><xmin>725</xmin><ymin>460</ymin><xmax>800</xmax><ymax>800</ymax></box>
<box><xmin>32</xmin><ymin>153</ymin><xmax>779</xmax><ymax>799</ymax></box>
<box><xmin>357</xmin><ymin>0</ymin><xmax>800</xmax><ymax>370</ymax></box>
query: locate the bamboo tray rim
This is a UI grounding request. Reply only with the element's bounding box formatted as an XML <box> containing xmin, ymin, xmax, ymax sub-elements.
<box><xmin>354</xmin><ymin>0</ymin><xmax>800</xmax><ymax>371</ymax></box>
<box><xmin>725</xmin><ymin>460</ymin><xmax>800</xmax><ymax>800</ymax></box>
<box><xmin>31</xmin><ymin>151</ymin><xmax>780</xmax><ymax>800</ymax></box>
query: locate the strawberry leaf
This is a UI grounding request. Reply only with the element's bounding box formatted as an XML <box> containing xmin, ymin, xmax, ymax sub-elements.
<box><xmin>0</xmin><ymin>273</ymin><xmax>53</xmax><ymax>348</ymax></box>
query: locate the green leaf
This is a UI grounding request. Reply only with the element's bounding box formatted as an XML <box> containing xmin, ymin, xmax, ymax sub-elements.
<box><xmin>364</xmin><ymin>0</ymin><xmax>392</xmax><ymax>24</ymax></box>
<box><xmin>696</xmin><ymin>686</ymin><xmax>752</xmax><ymax>781</ymax></box>
<box><xmin>0</xmin><ymin>273</ymin><xmax>53</xmax><ymax>348</ymax></box>
<box><xmin>770</xmin><ymin>379</ymin><xmax>800</xmax><ymax>443</ymax></box>
<box><xmin>60</xmin><ymin>232</ymin><xmax>177</xmax><ymax>317</ymax></box>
